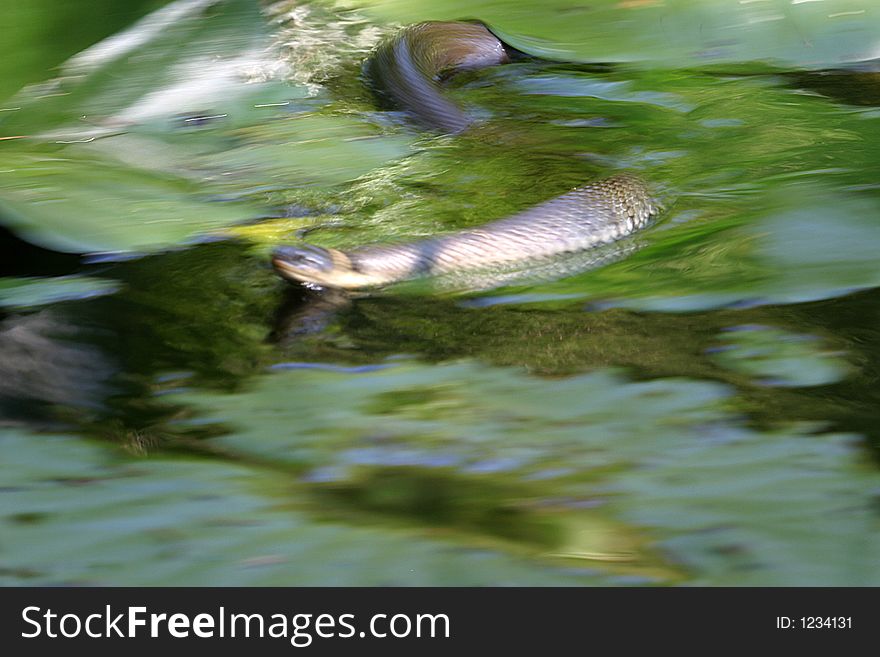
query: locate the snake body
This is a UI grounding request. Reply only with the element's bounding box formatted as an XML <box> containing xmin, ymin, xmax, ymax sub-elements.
<box><xmin>272</xmin><ymin>21</ymin><xmax>660</xmax><ymax>290</ymax></box>
<box><xmin>364</xmin><ymin>21</ymin><xmax>509</xmax><ymax>133</ymax></box>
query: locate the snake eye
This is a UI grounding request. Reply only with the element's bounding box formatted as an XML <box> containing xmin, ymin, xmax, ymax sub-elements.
<box><xmin>273</xmin><ymin>245</ymin><xmax>334</xmax><ymax>272</ymax></box>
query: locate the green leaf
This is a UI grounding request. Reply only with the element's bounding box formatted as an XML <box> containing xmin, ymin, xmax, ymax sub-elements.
<box><xmin>0</xmin><ymin>148</ymin><xmax>261</xmax><ymax>253</ymax></box>
<box><xmin>611</xmin><ymin>430</ymin><xmax>880</xmax><ymax>586</ymax></box>
<box><xmin>0</xmin><ymin>428</ymin><xmax>606</xmax><ymax>585</ymax></box>
<box><xmin>337</xmin><ymin>0</ymin><xmax>880</xmax><ymax>69</ymax></box>
<box><xmin>0</xmin><ymin>276</ymin><xmax>120</xmax><ymax>309</ymax></box>
<box><xmin>708</xmin><ymin>324</ymin><xmax>850</xmax><ymax>387</ymax></box>
<box><xmin>0</xmin><ymin>0</ymin><xmax>412</xmax><ymax>254</ymax></box>
<box><xmin>175</xmin><ymin>361</ymin><xmax>880</xmax><ymax>585</ymax></box>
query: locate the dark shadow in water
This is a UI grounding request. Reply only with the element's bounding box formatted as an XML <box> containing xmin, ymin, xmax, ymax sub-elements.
<box><xmin>313</xmin><ymin>466</ymin><xmax>563</xmax><ymax>548</ymax></box>
<box><xmin>270</xmin><ymin>286</ymin><xmax>351</xmax><ymax>344</ymax></box>
<box><xmin>0</xmin><ymin>226</ymin><xmax>82</xmax><ymax>278</ymax></box>
<box><xmin>0</xmin><ymin>239</ymin><xmax>284</xmax><ymax>438</ymax></box>
<box><xmin>789</xmin><ymin>70</ymin><xmax>880</xmax><ymax>107</ymax></box>
<box><xmin>0</xmin><ymin>308</ymin><xmax>115</xmax><ymax>426</ymax></box>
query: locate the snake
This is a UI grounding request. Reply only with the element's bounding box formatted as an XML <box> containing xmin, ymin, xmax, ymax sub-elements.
<box><xmin>272</xmin><ymin>21</ymin><xmax>660</xmax><ymax>290</ymax></box>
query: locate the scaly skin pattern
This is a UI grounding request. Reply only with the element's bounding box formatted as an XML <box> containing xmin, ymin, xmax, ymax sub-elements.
<box><xmin>364</xmin><ymin>21</ymin><xmax>510</xmax><ymax>133</ymax></box>
<box><xmin>272</xmin><ymin>22</ymin><xmax>662</xmax><ymax>291</ymax></box>
<box><xmin>272</xmin><ymin>174</ymin><xmax>659</xmax><ymax>290</ymax></box>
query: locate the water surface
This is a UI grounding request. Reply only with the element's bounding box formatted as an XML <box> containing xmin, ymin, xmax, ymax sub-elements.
<box><xmin>1</xmin><ymin>0</ymin><xmax>878</xmax><ymax>585</ymax></box>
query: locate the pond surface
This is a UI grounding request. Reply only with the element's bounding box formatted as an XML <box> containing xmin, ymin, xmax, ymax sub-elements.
<box><xmin>1</xmin><ymin>0</ymin><xmax>879</xmax><ymax>585</ymax></box>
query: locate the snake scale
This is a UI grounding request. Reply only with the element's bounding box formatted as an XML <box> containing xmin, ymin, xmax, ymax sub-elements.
<box><xmin>272</xmin><ymin>21</ymin><xmax>660</xmax><ymax>290</ymax></box>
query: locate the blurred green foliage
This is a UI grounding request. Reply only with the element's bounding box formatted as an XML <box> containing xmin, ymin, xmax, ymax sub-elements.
<box><xmin>338</xmin><ymin>0</ymin><xmax>880</xmax><ymax>69</ymax></box>
<box><xmin>0</xmin><ymin>0</ymin><xmax>168</xmax><ymax>103</ymax></box>
<box><xmin>1</xmin><ymin>0</ymin><xmax>879</xmax><ymax>587</ymax></box>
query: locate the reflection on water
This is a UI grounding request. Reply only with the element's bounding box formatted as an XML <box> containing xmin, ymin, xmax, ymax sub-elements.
<box><xmin>2</xmin><ymin>241</ymin><xmax>877</xmax><ymax>584</ymax></box>
<box><xmin>0</xmin><ymin>309</ymin><xmax>116</xmax><ymax>424</ymax></box>
<box><xmin>1</xmin><ymin>0</ymin><xmax>880</xmax><ymax>585</ymax></box>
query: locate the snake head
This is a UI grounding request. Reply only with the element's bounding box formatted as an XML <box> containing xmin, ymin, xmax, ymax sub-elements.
<box><xmin>272</xmin><ymin>244</ymin><xmax>377</xmax><ymax>290</ymax></box>
<box><xmin>273</xmin><ymin>244</ymin><xmax>334</xmax><ymax>270</ymax></box>
<box><xmin>272</xmin><ymin>245</ymin><xmax>336</xmax><ymax>284</ymax></box>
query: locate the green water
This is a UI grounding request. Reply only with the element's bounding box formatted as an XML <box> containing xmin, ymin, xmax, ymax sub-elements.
<box><xmin>0</xmin><ymin>0</ymin><xmax>879</xmax><ymax>585</ymax></box>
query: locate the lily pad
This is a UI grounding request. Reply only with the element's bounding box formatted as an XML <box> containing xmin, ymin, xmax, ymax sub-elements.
<box><xmin>708</xmin><ymin>324</ymin><xmax>851</xmax><ymax>387</ymax></box>
<box><xmin>1</xmin><ymin>0</ymin><xmax>295</xmax><ymax>139</ymax></box>
<box><xmin>0</xmin><ymin>275</ymin><xmax>120</xmax><ymax>309</ymax></box>
<box><xmin>0</xmin><ymin>148</ymin><xmax>262</xmax><ymax>254</ymax></box>
<box><xmin>178</xmin><ymin>362</ymin><xmax>727</xmax><ymax>474</ymax></box>
<box><xmin>0</xmin><ymin>0</ymin><xmax>412</xmax><ymax>255</ymax></box>
<box><xmin>174</xmin><ymin>361</ymin><xmax>880</xmax><ymax>585</ymax></box>
<box><xmin>611</xmin><ymin>429</ymin><xmax>880</xmax><ymax>586</ymax></box>
<box><xmin>0</xmin><ymin>428</ymin><xmax>607</xmax><ymax>585</ymax></box>
<box><xmin>338</xmin><ymin>0</ymin><xmax>880</xmax><ymax>69</ymax></box>
<box><xmin>565</xmin><ymin>184</ymin><xmax>880</xmax><ymax>312</ymax></box>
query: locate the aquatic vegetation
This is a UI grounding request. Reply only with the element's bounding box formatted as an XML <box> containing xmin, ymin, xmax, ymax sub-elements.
<box><xmin>1</xmin><ymin>0</ymin><xmax>879</xmax><ymax>586</ymax></box>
